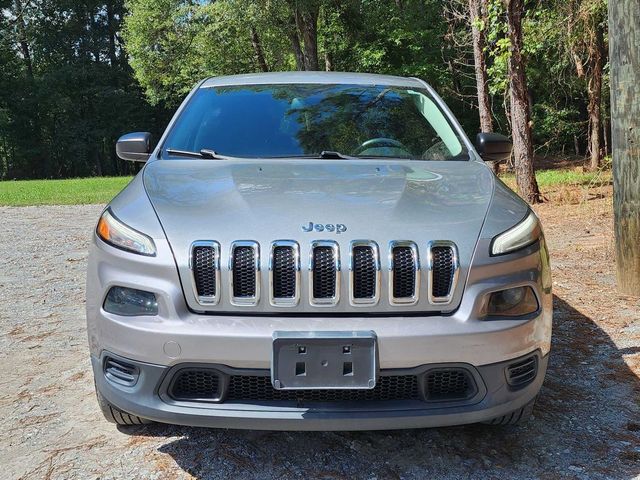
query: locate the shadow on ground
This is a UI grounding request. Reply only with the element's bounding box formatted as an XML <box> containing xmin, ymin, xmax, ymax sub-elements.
<box><xmin>119</xmin><ymin>295</ymin><xmax>640</xmax><ymax>479</ymax></box>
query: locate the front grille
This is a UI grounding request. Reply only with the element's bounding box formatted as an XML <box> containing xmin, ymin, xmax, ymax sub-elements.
<box><xmin>192</xmin><ymin>245</ymin><xmax>217</xmax><ymax>298</ymax></box>
<box><xmin>232</xmin><ymin>245</ymin><xmax>257</xmax><ymax>298</ymax></box>
<box><xmin>431</xmin><ymin>246</ymin><xmax>455</xmax><ymax>299</ymax></box>
<box><xmin>352</xmin><ymin>245</ymin><xmax>377</xmax><ymax>299</ymax></box>
<box><xmin>170</xmin><ymin>369</ymin><xmax>221</xmax><ymax>401</ymax></box>
<box><xmin>424</xmin><ymin>368</ymin><xmax>475</xmax><ymax>401</ymax></box>
<box><xmin>391</xmin><ymin>244</ymin><xmax>417</xmax><ymax>300</ymax></box>
<box><xmin>226</xmin><ymin>375</ymin><xmax>420</xmax><ymax>402</ymax></box>
<box><xmin>272</xmin><ymin>246</ymin><xmax>296</xmax><ymax>299</ymax></box>
<box><xmin>188</xmin><ymin>239</ymin><xmax>460</xmax><ymax>309</ymax></box>
<box><xmin>312</xmin><ymin>245</ymin><xmax>338</xmax><ymax>301</ymax></box>
<box><xmin>506</xmin><ymin>355</ymin><xmax>538</xmax><ymax>389</ymax></box>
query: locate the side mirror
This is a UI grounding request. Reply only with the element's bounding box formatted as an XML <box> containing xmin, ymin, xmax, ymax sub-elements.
<box><xmin>475</xmin><ymin>132</ymin><xmax>512</xmax><ymax>164</ymax></box>
<box><xmin>116</xmin><ymin>132</ymin><xmax>152</xmax><ymax>162</ymax></box>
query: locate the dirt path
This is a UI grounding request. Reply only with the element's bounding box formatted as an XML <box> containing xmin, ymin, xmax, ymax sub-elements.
<box><xmin>0</xmin><ymin>194</ymin><xmax>638</xmax><ymax>480</ymax></box>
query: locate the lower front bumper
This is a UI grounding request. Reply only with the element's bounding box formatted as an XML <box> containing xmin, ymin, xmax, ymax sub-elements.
<box><xmin>92</xmin><ymin>351</ymin><xmax>548</xmax><ymax>431</ymax></box>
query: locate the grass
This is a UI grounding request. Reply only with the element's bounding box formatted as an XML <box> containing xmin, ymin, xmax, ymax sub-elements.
<box><xmin>0</xmin><ymin>167</ymin><xmax>613</xmax><ymax>207</ymax></box>
<box><xmin>0</xmin><ymin>176</ymin><xmax>133</xmax><ymax>206</ymax></box>
<box><xmin>500</xmin><ymin>168</ymin><xmax>612</xmax><ymax>190</ymax></box>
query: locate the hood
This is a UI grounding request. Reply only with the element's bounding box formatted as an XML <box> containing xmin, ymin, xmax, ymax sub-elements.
<box><xmin>143</xmin><ymin>158</ymin><xmax>495</xmax><ymax>313</ymax></box>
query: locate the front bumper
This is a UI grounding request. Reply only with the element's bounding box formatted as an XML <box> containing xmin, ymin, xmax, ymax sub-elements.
<box><xmin>93</xmin><ymin>350</ymin><xmax>548</xmax><ymax>431</ymax></box>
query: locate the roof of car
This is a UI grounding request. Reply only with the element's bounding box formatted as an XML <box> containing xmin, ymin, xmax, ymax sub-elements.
<box><xmin>200</xmin><ymin>71</ymin><xmax>427</xmax><ymax>89</ymax></box>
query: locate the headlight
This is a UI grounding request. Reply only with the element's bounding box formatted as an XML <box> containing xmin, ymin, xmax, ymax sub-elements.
<box><xmin>103</xmin><ymin>286</ymin><xmax>158</xmax><ymax>316</ymax></box>
<box><xmin>491</xmin><ymin>210</ymin><xmax>540</xmax><ymax>256</ymax></box>
<box><xmin>486</xmin><ymin>286</ymin><xmax>538</xmax><ymax>317</ymax></box>
<box><xmin>96</xmin><ymin>208</ymin><xmax>156</xmax><ymax>256</ymax></box>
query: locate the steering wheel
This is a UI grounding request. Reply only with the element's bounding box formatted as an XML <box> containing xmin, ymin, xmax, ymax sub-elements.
<box><xmin>353</xmin><ymin>137</ymin><xmax>409</xmax><ymax>155</ymax></box>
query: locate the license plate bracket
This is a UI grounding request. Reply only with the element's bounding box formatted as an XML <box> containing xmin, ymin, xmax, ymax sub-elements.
<box><xmin>271</xmin><ymin>331</ymin><xmax>378</xmax><ymax>390</ymax></box>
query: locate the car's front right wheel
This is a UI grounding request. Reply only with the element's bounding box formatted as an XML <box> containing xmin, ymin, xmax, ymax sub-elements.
<box><xmin>95</xmin><ymin>385</ymin><xmax>152</xmax><ymax>426</ymax></box>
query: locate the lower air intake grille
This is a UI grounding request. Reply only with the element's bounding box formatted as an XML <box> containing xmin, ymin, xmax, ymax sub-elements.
<box><xmin>424</xmin><ymin>369</ymin><xmax>475</xmax><ymax>401</ymax></box>
<box><xmin>170</xmin><ymin>369</ymin><xmax>221</xmax><ymax>401</ymax></box>
<box><xmin>226</xmin><ymin>375</ymin><xmax>420</xmax><ymax>402</ymax></box>
<box><xmin>104</xmin><ymin>357</ymin><xmax>139</xmax><ymax>386</ymax></box>
<box><xmin>193</xmin><ymin>245</ymin><xmax>217</xmax><ymax>298</ymax></box>
<box><xmin>431</xmin><ymin>246</ymin><xmax>455</xmax><ymax>299</ymax></box>
<box><xmin>272</xmin><ymin>246</ymin><xmax>296</xmax><ymax>299</ymax></box>
<box><xmin>313</xmin><ymin>246</ymin><xmax>337</xmax><ymax>299</ymax></box>
<box><xmin>352</xmin><ymin>246</ymin><xmax>376</xmax><ymax>299</ymax></box>
<box><xmin>392</xmin><ymin>246</ymin><xmax>416</xmax><ymax>299</ymax></box>
<box><xmin>506</xmin><ymin>355</ymin><xmax>538</xmax><ymax>389</ymax></box>
<box><xmin>232</xmin><ymin>246</ymin><xmax>256</xmax><ymax>298</ymax></box>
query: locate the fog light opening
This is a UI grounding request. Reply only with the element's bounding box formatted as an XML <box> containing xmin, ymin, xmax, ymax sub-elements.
<box><xmin>486</xmin><ymin>286</ymin><xmax>538</xmax><ymax>318</ymax></box>
<box><xmin>103</xmin><ymin>286</ymin><xmax>158</xmax><ymax>316</ymax></box>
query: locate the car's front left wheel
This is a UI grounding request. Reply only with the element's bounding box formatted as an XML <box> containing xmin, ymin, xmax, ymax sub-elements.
<box><xmin>484</xmin><ymin>396</ymin><xmax>537</xmax><ymax>426</ymax></box>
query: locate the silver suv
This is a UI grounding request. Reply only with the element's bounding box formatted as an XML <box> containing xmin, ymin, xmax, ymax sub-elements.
<box><xmin>87</xmin><ymin>72</ymin><xmax>552</xmax><ymax>430</ymax></box>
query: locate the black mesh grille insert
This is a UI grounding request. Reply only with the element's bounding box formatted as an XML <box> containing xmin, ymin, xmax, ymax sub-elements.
<box><xmin>193</xmin><ymin>246</ymin><xmax>217</xmax><ymax>298</ymax></box>
<box><xmin>424</xmin><ymin>369</ymin><xmax>474</xmax><ymax>401</ymax></box>
<box><xmin>506</xmin><ymin>355</ymin><xmax>537</xmax><ymax>389</ymax></box>
<box><xmin>313</xmin><ymin>246</ymin><xmax>337</xmax><ymax>299</ymax></box>
<box><xmin>232</xmin><ymin>246</ymin><xmax>256</xmax><ymax>298</ymax></box>
<box><xmin>352</xmin><ymin>246</ymin><xmax>376</xmax><ymax>299</ymax></box>
<box><xmin>170</xmin><ymin>369</ymin><xmax>221</xmax><ymax>400</ymax></box>
<box><xmin>392</xmin><ymin>246</ymin><xmax>416</xmax><ymax>298</ymax></box>
<box><xmin>226</xmin><ymin>375</ymin><xmax>420</xmax><ymax>402</ymax></box>
<box><xmin>272</xmin><ymin>246</ymin><xmax>296</xmax><ymax>298</ymax></box>
<box><xmin>431</xmin><ymin>246</ymin><xmax>454</xmax><ymax>298</ymax></box>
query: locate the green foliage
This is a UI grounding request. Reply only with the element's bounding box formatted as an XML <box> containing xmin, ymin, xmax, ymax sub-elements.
<box><xmin>0</xmin><ymin>0</ymin><xmax>612</xmax><ymax>180</ymax></box>
<box><xmin>0</xmin><ymin>1</ymin><xmax>166</xmax><ymax>180</ymax></box>
<box><xmin>0</xmin><ymin>176</ymin><xmax>133</xmax><ymax>206</ymax></box>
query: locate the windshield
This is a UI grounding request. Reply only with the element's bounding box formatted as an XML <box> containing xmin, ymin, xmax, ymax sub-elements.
<box><xmin>163</xmin><ymin>83</ymin><xmax>468</xmax><ymax>160</ymax></box>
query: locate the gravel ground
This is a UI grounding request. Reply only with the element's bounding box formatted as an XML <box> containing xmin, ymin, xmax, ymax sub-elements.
<box><xmin>0</xmin><ymin>193</ymin><xmax>639</xmax><ymax>480</ymax></box>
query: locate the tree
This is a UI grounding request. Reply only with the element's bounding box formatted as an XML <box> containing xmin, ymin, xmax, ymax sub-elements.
<box><xmin>468</xmin><ymin>0</ymin><xmax>498</xmax><ymax>172</ymax></box>
<box><xmin>584</xmin><ymin>1</ymin><xmax>607</xmax><ymax>170</ymax></box>
<box><xmin>505</xmin><ymin>0</ymin><xmax>541</xmax><ymax>203</ymax></box>
<box><xmin>469</xmin><ymin>0</ymin><xmax>493</xmax><ymax>134</ymax></box>
<box><xmin>610</xmin><ymin>0</ymin><xmax>640</xmax><ymax>294</ymax></box>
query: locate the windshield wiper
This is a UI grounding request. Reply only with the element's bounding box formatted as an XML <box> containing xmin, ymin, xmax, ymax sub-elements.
<box><xmin>317</xmin><ymin>150</ymin><xmax>355</xmax><ymax>159</ymax></box>
<box><xmin>165</xmin><ymin>148</ymin><xmax>244</xmax><ymax>160</ymax></box>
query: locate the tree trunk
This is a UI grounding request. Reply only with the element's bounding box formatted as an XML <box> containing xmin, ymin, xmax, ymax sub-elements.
<box><xmin>505</xmin><ymin>0</ymin><xmax>541</xmax><ymax>203</ymax></box>
<box><xmin>587</xmin><ymin>20</ymin><xmax>605</xmax><ymax>170</ymax></box>
<box><xmin>610</xmin><ymin>0</ymin><xmax>640</xmax><ymax>295</ymax></box>
<box><xmin>469</xmin><ymin>0</ymin><xmax>497</xmax><ymax>173</ymax></box>
<box><xmin>294</xmin><ymin>5</ymin><xmax>319</xmax><ymax>70</ymax></box>
<box><xmin>324</xmin><ymin>51</ymin><xmax>333</xmax><ymax>71</ymax></box>
<box><xmin>106</xmin><ymin>1</ymin><xmax>118</xmax><ymax>67</ymax></box>
<box><xmin>250</xmin><ymin>27</ymin><xmax>269</xmax><ymax>72</ymax></box>
<box><xmin>287</xmin><ymin>16</ymin><xmax>305</xmax><ymax>70</ymax></box>
<box><xmin>469</xmin><ymin>0</ymin><xmax>493</xmax><ymax>133</ymax></box>
<box><xmin>14</xmin><ymin>0</ymin><xmax>33</xmax><ymax>79</ymax></box>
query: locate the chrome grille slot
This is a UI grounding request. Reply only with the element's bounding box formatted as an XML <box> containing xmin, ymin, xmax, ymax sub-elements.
<box><xmin>310</xmin><ymin>241</ymin><xmax>340</xmax><ymax>306</ymax></box>
<box><xmin>350</xmin><ymin>241</ymin><xmax>380</xmax><ymax>306</ymax></box>
<box><xmin>269</xmin><ymin>241</ymin><xmax>300</xmax><ymax>307</ymax></box>
<box><xmin>229</xmin><ymin>241</ymin><xmax>260</xmax><ymax>306</ymax></box>
<box><xmin>427</xmin><ymin>241</ymin><xmax>459</xmax><ymax>304</ymax></box>
<box><xmin>190</xmin><ymin>241</ymin><xmax>220</xmax><ymax>305</ymax></box>
<box><xmin>389</xmin><ymin>241</ymin><xmax>419</xmax><ymax>305</ymax></box>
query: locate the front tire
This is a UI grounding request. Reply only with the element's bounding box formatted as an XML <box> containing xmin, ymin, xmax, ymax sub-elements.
<box><xmin>95</xmin><ymin>386</ymin><xmax>152</xmax><ymax>426</ymax></box>
<box><xmin>484</xmin><ymin>396</ymin><xmax>536</xmax><ymax>426</ymax></box>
